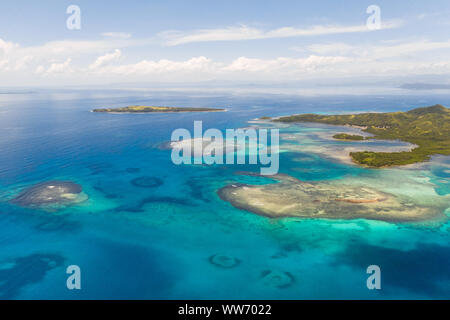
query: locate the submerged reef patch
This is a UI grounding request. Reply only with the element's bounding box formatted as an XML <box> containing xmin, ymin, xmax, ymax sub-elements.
<box><xmin>93</xmin><ymin>184</ymin><xmax>121</xmax><ymax>200</ymax></box>
<box><xmin>86</xmin><ymin>162</ymin><xmax>113</xmax><ymax>175</ymax></box>
<box><xmin>114</xmin><ymin>195</ymin><xmax>193</xmax><ymax>213</ymax></box>
<box><xmin>187</xmin><ymin>177</ymin><xmax>211</xmax><ymax>203</ymax></box>
<box><xmin>218</xmin><ymin>173</ymin><xmax>449</xmax><ymax>223</ymax></box>
<box><xmin>130</xmin><ymin>176</ymin><xmax>164</xmax><ymax>188</ymax></box>
<box><xmin>209</xmin><ymin>254</ymin><xmax>241</xmax><ymax>268</ymax></box>
<box><xmin>260</xmin><ymin>270</ymin><xmax>295</xmax><ymax>288</ymax></box>
<box><xmin>34</xmin><ymin>216</ymin><xmax>82</xmax><ymax>233</ymax></box>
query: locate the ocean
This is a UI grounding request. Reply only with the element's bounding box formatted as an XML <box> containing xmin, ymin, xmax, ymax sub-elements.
<box><xmin>0</xmin><ymin>89</ymin><xmax>449</xmax><ymax>299</ymax></box>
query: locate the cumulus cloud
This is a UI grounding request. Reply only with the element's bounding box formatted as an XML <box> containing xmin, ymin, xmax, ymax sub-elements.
<box><xmin>89</xmin><ymin>49</ymin><xmax>122</xmax><ymax>69</ymax></box>
<box><xmin>0</xmin><ymin>38</ymin><xmax>18</xmax><ymax>55</ymax></box>
<box><xmin>45</xmin><ymin>58</ymin><xmax>73</xmax><ymax>74</ymax></box>
<box><xmin>86</xmin><ymin>52</ymin><xmax>450</xmax><ymax>82</ymax></box>
<box><xmin>100</xmin><ymin>56</ymin><xmax>217</xmax><ymax>75</ymax></box>
<box><xmin>35</xmin><ymin>65</ymin><xmax>45</xmax><ymax>74</ymax></box>
<box><xmin>1</xmin><ymin>24</ymin><xmax>450</xmax><ymax>86</ymax></box>
<box><xmin>0</xmin><ymin>38</ymin><xmax>27</xmax><ymax>71</ymax></box>
<box><xmin>0</xmin><ymin>37</ymin><xmax>121</xmax><ymax>72</ymax></box>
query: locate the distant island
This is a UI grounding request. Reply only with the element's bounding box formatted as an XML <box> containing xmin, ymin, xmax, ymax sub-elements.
<box><xmin>332</xmin><ymin>133</ymin><xmax>365</xmax><ymax>141</ymax></box>
<box><xmin>273</xmin><ymin>104</ymin><xmax>450</xmax><ymax>167</ymax></box>
<box><xmin>92</xmin><ymin>105</ymin><xmax>225</xmax><ymax>113</ymax></box>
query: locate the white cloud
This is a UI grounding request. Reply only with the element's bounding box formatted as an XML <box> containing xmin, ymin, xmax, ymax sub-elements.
<box><xmin>0</xmin><ymin>38</ymin><xmax>18</xmax><ymax>55</ymax></box>
<box><xmin>160</xmin><ymin>21</ymin><xmax>402</xmax><ymax>46</ymax></box>
<box><xmin>89</xmin><ymin>49</ymin><xmax>122</xmax><ymax>69</ymax></box>
<box><xmin>2</xmin><ymin>26</ymin><xmax>450</xmax><ymax>86</ymax></box>
<box><xmin>100</xmin><ymin>56</ymin><xmax>218</xmax><ymax>75</ymax></box>
<box><xmin>223</xmin><ymin>55</ymin><xmax>349</xmax><ymax>73</ymax></box>
<box><xmin>25</xmin><ymin>39</ymin><xmax>121</xmax><ymax>57</ymax></box>
<box><xmin>369</xmin><ymin>40</ymin><xmax>450</xmax><ymax>59</ymax></box>
<box><xmin>101</xmin><ymin>32</ymin><xmax>132</xmax><ymax>39</ymax></box>
<box><xmin>35</xmin><ymin>65</ymin><xmax>45</xmax><ymax>74</ymax></box>
<box><xmin>86</xmin><ymin>52</ymin><xmax>450</xmax><ymax>82</ymax></box>
<box><xmin>0</xmin><ymin>37</ymin><xmax>142</xmax><ymax>67</ymax></box>
<box><xmin>0</xmin><ymin>38</ymin><xmax>120</xmax><ymax>72</ymax></box>
<box><xmin>45</xmin><ymin>58</ymin><xmax>73</xmax><ymax>74</ymax></box>
<box><xmin>0</xmin><ymin>36</ymin><xmax>144</xmax><ymax>76</ymax></box>
<box><xmin>0</xmin><ymin>59</ymin><xmax>9</xmax><ymax>70</ymax></box>
<box><xmin>305</xmin><ymin>43</ymin><xmax>355</xmax><ymax>55</ymax></box>
<box><xmin>307</xmin><ymin>40</ymin><xmax>450</xmax><ymax>59</ymax></box>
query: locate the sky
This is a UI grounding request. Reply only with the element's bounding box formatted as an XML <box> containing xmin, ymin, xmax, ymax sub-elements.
<box><xmin>0</xmin><ymin>0</ymin><xmax>450</xmax><ymax>87</ymax></box>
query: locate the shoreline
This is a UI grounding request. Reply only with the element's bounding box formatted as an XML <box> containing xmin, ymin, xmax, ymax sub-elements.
<box><xmin>269</xmin><ymin>105</ymin><xmax>450</xmax><ymax>168</ymax></box>
<box><xmin>276</xmin><ymin>122</ymin><xmax>418</xmax><ymax>167</ymax></box>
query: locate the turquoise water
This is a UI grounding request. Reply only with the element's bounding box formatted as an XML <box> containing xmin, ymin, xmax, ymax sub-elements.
<box><xmin>0</xmin><ymin>90</ymin><xmax>449</xmax><ymax>299</ymax></box>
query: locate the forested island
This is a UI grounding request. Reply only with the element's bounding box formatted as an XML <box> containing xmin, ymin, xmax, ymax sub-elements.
<box><xmin>332</xmin><ymin>133</ymin><xmax>365</xmax><ymax>141</ymax></box>
<box><xmin>92</xmin><ymin>106</ymin><xmax>225</xmax><ymax>113</ymax></box>
<box><xmin>274</xmin><ymin>104</ymin><xmax>450</xmax><ymax>167</ymax></box>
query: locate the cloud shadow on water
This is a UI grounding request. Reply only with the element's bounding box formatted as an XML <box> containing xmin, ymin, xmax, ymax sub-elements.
<box><xmin>0</xmin><ymin>253</ymin><xmax>65</xmax><ymax>299</ymax></box>
<box><xmin>335</xmin><ymin>242</ymin><xmax>450</xmax><ymax>298</ymax></box>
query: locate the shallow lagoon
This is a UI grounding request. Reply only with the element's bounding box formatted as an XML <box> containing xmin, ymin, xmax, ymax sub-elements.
<box><xmin>0</xmin><ymin>90</ymin><xmax>449</xmax><ymax>299</ymax></box>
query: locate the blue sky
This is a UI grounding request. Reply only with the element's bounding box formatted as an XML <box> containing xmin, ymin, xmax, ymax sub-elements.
<box><xmin>1</xmin><ymin>0</ymin><xmax>449</xmax><ymax>87</ymax></box>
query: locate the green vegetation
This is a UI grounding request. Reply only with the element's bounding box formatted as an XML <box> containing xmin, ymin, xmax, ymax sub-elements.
<box><xmin>92</xmin><ymin>105</ymin><xmax>225</xmax><ymax>113</ymax></box>
<box><xmin>258</xmin><ymin>116</ymin><xmax>272</xmax><ymax>120</ymax></box>
<box><xmin>332</xmin><ymin>133</ymin><xmax>365</xmax><ymax>141</ymax></box>
<box><xmin>274</xmin><ymin>104</ymin><xmax>450</xmax><ymax>167</ymax></box>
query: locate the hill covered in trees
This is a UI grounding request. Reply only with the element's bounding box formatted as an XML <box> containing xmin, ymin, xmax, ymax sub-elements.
<box><xmin>274</xmin><ymin>105</ymin><xmax>450</xmax><ymax>167</ymax></box>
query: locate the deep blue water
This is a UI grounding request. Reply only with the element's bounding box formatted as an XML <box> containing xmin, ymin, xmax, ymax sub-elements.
<box><xmin>0</xmin><ymin>90</ymin><xmax>449</xmax><ymax>299</ymax></box>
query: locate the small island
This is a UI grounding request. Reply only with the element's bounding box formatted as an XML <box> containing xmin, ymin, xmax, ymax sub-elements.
<box><xmin>92</xmin><ymin>105</ymin><xmax>225</xmax><ymax>113</ymax></box>
<box><xmin>10</xmin><ymin>180</ymin><xmax>87</xmax><ymax>209</ymax></box>
<box><xmin>332</xmin><ymin>133</ymin><xmax>365</xmax><ymax>141</ymax></box>
<box><xmin>273</xmin><ymin>104</ymin><xmax>450</xmax><ymax>167</ymax></box>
